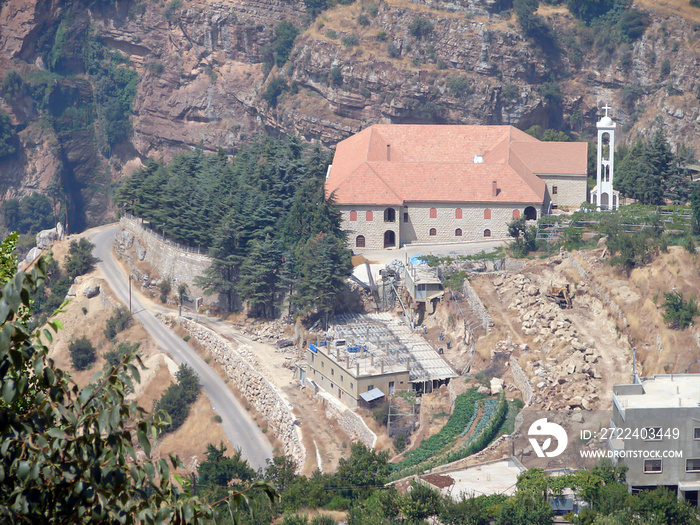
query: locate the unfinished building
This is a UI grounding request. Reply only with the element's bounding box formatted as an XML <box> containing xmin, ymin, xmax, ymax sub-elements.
<box><xmin>306</xmin><ymin>313</ymin><xmax>458</xmax><ymax>408</ymax></box>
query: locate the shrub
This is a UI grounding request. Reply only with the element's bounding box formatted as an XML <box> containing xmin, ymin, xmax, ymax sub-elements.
<box><xmin>357</xmin><ymin>14</ymin><xmax>370</xmax><ymax>26</ymax></box>
<box><xmin>104</xmin><ymin>341</ymin><xmax>141</xmax><ymax>367</ymax></box>
<box><xmin>387</xmin><ymin>43</ymin><xmax>401</xmax><ymax>58</ymax></box>
<box><xmin>156</xmin><ymin>365</ymin><xmax>201</xmax><ymax>434</ymax></box>
<box><xmin>325</xmin><ymin>29</ymin><xmax>338</xmax><ymax>39</ymax></box>
<box><xmin>408</xmin><ymin>17</ymin><xmax>433</xmax><ymax>40</ymax></box>
<box><xmin>176</xmin><ymin>364</ymin><xmax>201</xmax><ymax>404</ymax></box>
<box><xmin>326</xmin><ymin>495</ymin><xmax>352</xmax><ymax>510</ymax></box>
<box><xmin>69</xmin><ymin>336</ymin><xmax>97</xmax><ymax>371</ymax></box>
<box><xmin>445</xmin><ymin>75</ymin><xmax>470</xmax><ymax>94</ymax></box>
<box><xmin>262</xmin><ymin>76</ymin><xmax>287</xmax><ymax>107</ymax></box>
<box><xmin>158</xmin><ymin>279</ymin><xmax>171</xmax><ymax>303</ymax></box>
<box><xmin>663</xmin><ymin>290</ymin><xmax>699</xmax><ymax>329</ymax></box>
<box><xmin>660</xmin><ymin>58</ymin><xmax>671</xmax><ymax>77</ymax></box>
<box><xmin>329</xmin><ymin>66</ymin><xmax>342</xmax><ymax>87</ymax></box>
<box><xmin>683</xmin><ymin>235</ymin><xmax>696</xmax><ymax>253</ymax></box>
<box><xmin>310</xmin><ymin>516</ymin><xmax>337</xmax><ymax>525</ymax></box>
<box><xmin>376</xmin><ymin>30</ymin><xmax>387</xmax><ymax>41</ymax></box>
<box><xmin>64</xmin><ymin>238</ymin><xmax>96</xmax><ymax>279</ymax></box>
<box><xmin>104</xmin><ymin>306</ymin><xmax>132</xmax><ymax>340</ymax></box>
<box><xmin>146</xmin><ymin>61</ymin><xmax>165</xmax><ymax>76</ymax></box>
<box><xmin>342</xmin><ymin>34</ymin><xmax>359</xmax><ymax>46</ymax></box>
<box><xmin>163</xmin><ymin>0</ymin><xmax>183</xmax><ymax>22</ymax></box>
<box><xmin>0</xmin><ymin>70</ymin><xmax>23</xmax><ymax>101</ymax></box>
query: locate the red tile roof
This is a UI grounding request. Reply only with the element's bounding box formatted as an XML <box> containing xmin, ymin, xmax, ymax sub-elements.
<box><xmin>326</xmin><ymin>124</ymin><xmax>587</xmax><ymax>206</ymax></box>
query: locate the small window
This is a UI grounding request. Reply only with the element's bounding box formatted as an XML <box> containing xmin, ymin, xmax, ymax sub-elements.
<box><xmin>429</xmin><ymin>228</ymin><xmax>437</xmax><ymax>236</ymax></box>
<box><xmin>513</xmin><ymin>209</ymin><xmax>520</xmax><ymax>220</ymax></box>
<box><xmin>694</xmin><ymin>428</ymin><xmax>700</xmax><ymax>440</ymax></box>
<box><xmin>340</xmin><ymin>375</ymin><xmax>344</xmax><ymax>382</ymax></box>
<box><xmin>643</xmin><ymin>427</ymin><xmax>662</xmax><ymax>441</ymax></box>
<box><xmin>350</xmin><ymin>210</ymin><xmax>357</xmax><ymax>221</ymax></box>
<box><xmin>311</xmin><ymin>354</ymin><xmax>315</xmax><ymax>362</ymax></box>
<box><xmin>552</xmin><ymin>186</ymin><xmax>558</xmax><ymax>195</ymax></box>
<box><xmin>356</xmin><ymin>235</ymin><xmax>365</xmax><ymax>248</ymax></box>
<box><xmin>321</xmin><ymin>361</ymin><xmax>324</xmax><ymax>368</ymax></box>
<box><xmin>430</xmin><ymin>207</ymin><xmax>437</xmax><ymax>219</ymax></box>
<box><xmin>644</xmin><ymin>460</ymin><xmax>662</xmax><ymax>473</ymax></box>
<box><xmin>455</xmin><ymin>228</ymin><xmax>462</xmax><ymax>237</ymax></box>
<box><xmin>686</xmin><ymin>459</ymin><xmax>700</xmax><ymax>472</ymax></box>
<box><xmin>455</xmin><ymin>208</ymin><xmax>462</xmax><ymax>219</ymax></box>
<box><xmin>331</xmin><ymin>369</ymin><xmax>334</xmax><ymax>376</ymax></box>
<box><xmin>484</xmin><ymin>229</ymin><xmax>491</xmax><ymax>237</ymax></box>
<box><xmin>367</xmin><ymin>384</ymin><xmax>374</xmax><ymax>391</ymax></box>
<box><xmin>484</xmin><ymin>208</ymin><xmax>491</xmax><ymax>220</ymax></box>
<box><xmin>403</xmin><ymin>212</ymin><xmax>409</xmax><ymax>223</ymax></box>
<box><xmin>350</xmin><ymin>383</ymin><xmax>354</xmax><ymax>390</ymax></box>
<box><xmin>366</xmin><ymin>210</ymin><xmax>373</xmax><ymax>221</ymax></box>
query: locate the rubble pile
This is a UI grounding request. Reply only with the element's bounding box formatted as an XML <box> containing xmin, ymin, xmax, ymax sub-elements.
<box><xmin>493</xmin><ymin>274</ymin><xmax>604</xmax><ymax>411</ymax></box>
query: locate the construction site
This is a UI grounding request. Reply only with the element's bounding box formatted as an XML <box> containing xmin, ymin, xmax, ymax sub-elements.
<box><xmin>305</xmin><ymin>312</ymin><xmax>458</xmax><ymax>409</ymax></box>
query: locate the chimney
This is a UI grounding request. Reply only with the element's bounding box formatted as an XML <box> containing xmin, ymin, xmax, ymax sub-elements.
<box><xmin>387</xmin><ymin>144</ymin><xmax>391</xmax><ymax>161</ymax></box>
<box><xmin>356</xmin><ymin>362</ymin><xmax>360</xmax><ymax>377</ymax></box>
<box><xmin>381</xmin><ymin>360</ymin><xmax>385</xmax><ymax>373</ymax></box>
<box><xmin>492</xmin><ymin>180</ymin><xmax>498</xmax><ymax>197</ymax></box>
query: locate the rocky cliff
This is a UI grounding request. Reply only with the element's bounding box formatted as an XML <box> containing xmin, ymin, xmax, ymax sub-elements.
<box><xmin>0</xmin><ymin>0</ymin><xmax>699</xmax><ymax>227</ymax></box>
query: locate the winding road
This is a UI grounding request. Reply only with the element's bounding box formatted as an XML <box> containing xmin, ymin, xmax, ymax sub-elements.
<box><xmin>89</xmin><ymin>225</ymin><xmax>273</xmax><ymax>470</ymax></box>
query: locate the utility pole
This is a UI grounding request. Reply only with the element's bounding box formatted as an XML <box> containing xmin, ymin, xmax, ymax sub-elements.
<box><xmin>129</xmin><ymin>274</ymin><xmax>132</xmax><ymax>313</ymax></box>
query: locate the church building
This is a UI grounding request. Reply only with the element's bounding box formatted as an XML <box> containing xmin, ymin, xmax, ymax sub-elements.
<box><xmin>325</xmin><ymin>124</ymin><xmax>588</xmax><ymax>250</ymax></box>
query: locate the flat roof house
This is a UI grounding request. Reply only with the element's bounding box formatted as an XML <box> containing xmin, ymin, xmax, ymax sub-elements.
<box><xmin>611</xmin><ymin>374</ymin><xmax>700</xmax><ymax>506</ymax></box>
<box><xmin>325</xmin><ymin>124</ymin><xmax>588</xmax><ymax>250</ymax></box>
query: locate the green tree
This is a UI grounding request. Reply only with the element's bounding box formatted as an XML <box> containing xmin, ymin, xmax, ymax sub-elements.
<box><xmin>0</xmin><ymin>108</ymin><xmax>16</xmax><ymax>160</ymax></box>
<box><xmin>104</xmin><ymin>305</ymin><xmax>132</xmax><ymax>339</ymax></box>
<box><xmin>0</xmin><ymin>70</ymin><xmax>23</xmax><ymax>101</ymax></box>
<box><xmin>507</xmin><ymin>218</ymin><xmax>537</xmax><ymax>257</ymax></box>
<box><xmin>198</xmin><ymin>442</ymin><xmax>256</xmax><ymax>489</ymax></box>
<box><xmin>176</xmin><ymin>363</ymin><xmax>201</xmax><ymax>404</ymax></box>
<box><xmin>0</xmin><ymin>259</ymin><xmax>212</xmax><ymax>523</ymax></box>
<box><xmin>69</xmin><ymin>335</ymin><xmax>97</xmax><ymax>370</ymax></box>
<box><xmin>272</xmin><ymin>21</ymin><xmax>299</xmax><ymax>67</ymax></box>
<box><xmin>408</xmin><ymin>17</ymin><xmax>433</xmax><ymax>40</ymax></box>
<box><xmin>64</xmin><ymin>238</ymin><xmax>96</xmax><ymax>279</ymax></box>
<box><xmin>400</xmin><ymin>481</ymin><xmax>443</xmax><ymax>521</ymax></box>
<box><xmin>662</xmin><ymin>290</ymin><xmax>699</xmax><ymax>329</ymax></box>
<box><xmin>294</xmin><ymin>233</ymin><xmax>352</xmax><ymax>327</ymax></box>
<box><xmin>332</xmin><ymin>442</ymin><xmax>391</xmax><ymax>500</ymax></box>
<box><xmin>565</xmin><ymin>0</ymin><xmax>618</xmax><ymax>23</ymax></box>
<box><xmin>238</xmin><ymin>238</ymin><xmax>284</xmax><ymax>318</ymax></box>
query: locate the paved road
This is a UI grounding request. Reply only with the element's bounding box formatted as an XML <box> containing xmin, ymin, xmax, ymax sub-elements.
<box><xmin>89</xmin><ymin>225</ymin><xmax>273</xmax><ymax>470</ymax></box>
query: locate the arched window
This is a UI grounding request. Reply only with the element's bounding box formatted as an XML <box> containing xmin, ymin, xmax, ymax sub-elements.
<box><xmin>524</xmin><ymin>206</ymin><xmax>537</xmax><ymax>220</ymax></box>
<box><xmin>350</xmin><ymin>210</ymin><xmax>357</xmax><ymax>222</ymax></box>
<box><xmin>366</xmin><ymin>210</ymin><xmax>373</xmax><ymax>221</ymax></box>
<box><xmin>455</xmin><ymin>208</ymin><xmax>462</xmax><ymax>219</ymax></box>
<box><xmin>429</xmin><ymin>228</ymin><xmax>437</xmax><ymax>236</ymax></box>
<box><xmin>455</xmin><ymin>228</ymin><xmax>462</xmax><ymax>237</ymax></box>
<box><xmin>512</xmin><ymin>209</ymin><xmax>520</xmax><ymax>220</ymax></box>
<box><xmin>484</xmin><ymin>229</ymin><xmax>491</xmax><ymax>237</ymax></box>
<box><xmin>384</xmin><ymin>208</ymin><xmax>396</xmax><ymax>222</ymax></box>
<box><xmin>601</xmin><ymin>132</ymin><xmax>610</xmax><ymax>162</ymax></box>
<box><xmin>484</xmin><ymin>208</ymin><xmax>491</xmax><ymax>220</ymax></box>
<box><xmin>356</xmin><ymin>235</ymin><xmax>365</xmax><ymax>248</ymax></box>
<box><xmin>429</xmin><ymin>208</ymin><xmax>437</xmax><ymax>219</ymax></box>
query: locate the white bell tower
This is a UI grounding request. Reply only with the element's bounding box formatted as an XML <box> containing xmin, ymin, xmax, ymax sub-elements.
<box><xmin>593</xmin><ymin>105</ymin><xmax>616</xmax><ymax>210</ymax></box>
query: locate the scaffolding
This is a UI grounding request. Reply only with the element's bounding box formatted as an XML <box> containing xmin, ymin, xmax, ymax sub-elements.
<box><xmin>325</xmin><ymin>313</ymin><xmax>458</xmax><ymax>390</ymax></box>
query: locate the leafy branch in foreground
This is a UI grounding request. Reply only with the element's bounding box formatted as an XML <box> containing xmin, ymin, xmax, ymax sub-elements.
<box><xmin>0</xmin><ymin>256</ymin><xmax>276</xmax><ymax>523</ymax></box>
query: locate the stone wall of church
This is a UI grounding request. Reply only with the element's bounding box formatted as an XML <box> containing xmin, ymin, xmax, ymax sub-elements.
<box><xmin>539</xmin><ymin>176</ymin><xmax>587</xmax><ymax>209</ymax></box>
<box><xmin>342</xmin><ymin>205</ymin><xmax>400</xmax><ymax>250</ymax></box>
<box><xmin>341</xmin><ymin>202</ymin><xmax>541</xmax><ymax>249</ymax></box>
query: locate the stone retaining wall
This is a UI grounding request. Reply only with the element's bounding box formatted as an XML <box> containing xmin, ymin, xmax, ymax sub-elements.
<box><xmin>172</xmin><ymin>316</ymin><xmax>306</xmax><ymax>471</ymax></box>
<box><xmin>317</xmin><ymin>392</ymin><xmax>377</xmax><ymax>449</ymax></box>
<box><xmin>117</xmin><ymin>217</ymin><xmax>223</xmax><ymax>307</ymax></box>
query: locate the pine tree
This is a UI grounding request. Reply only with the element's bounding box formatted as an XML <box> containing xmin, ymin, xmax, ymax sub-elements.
<box><xmin>238</xmin><ymin>238</ymin><xmax>284</xmax><ymax>318</ymax></box>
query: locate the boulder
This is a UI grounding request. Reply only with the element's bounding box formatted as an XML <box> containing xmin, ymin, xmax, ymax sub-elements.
<box><xmin>490</xmin><ymin>377</ymin><xmax>504</xmax><ymax>394</ymax></box>
<box><xmin>477</xmin><ymin>385</ymin><xmax>491</xmax><ymax>395</ymax></box>
<box><xmin>84</xmin><ymin>285</ymin><xmax>100</xmax><ymax>298</ymax></box>
<box><xmin>21</xmin><ymin>247</ymin><xmax>42</xmax><ymax>267</ymax></box>
<box><xmin>66</xmin><ymin>285</ymin><xmax>77</xmax><ymax>297</ymax></box>
<box><xmin>36</xmin><ymin>223</ymin><xmax>65</xmax><ymax>250</ymax></box>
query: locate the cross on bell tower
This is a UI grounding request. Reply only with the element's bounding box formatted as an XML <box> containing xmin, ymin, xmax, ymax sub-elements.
<box><xmin>592</xmin><ymin>105</ymin><xmax>617</xmax><ymax>211</ymax></box>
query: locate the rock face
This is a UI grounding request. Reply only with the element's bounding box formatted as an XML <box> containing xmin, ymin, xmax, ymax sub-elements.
<box><xmin>35</xmin><ymin>222</ymin><xmax>65</xmax><ymax>250</ymax></box>
<box><xmin>1</xmin><ymin>0</ymin><xmax>699</xmax><ymax>218</ymax></box>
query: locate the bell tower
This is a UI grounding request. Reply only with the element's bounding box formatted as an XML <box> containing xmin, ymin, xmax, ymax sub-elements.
<box><xmin>593</xmin><ymin>105</ymin><xmax>616</xmax><ymax>210</ymax></box>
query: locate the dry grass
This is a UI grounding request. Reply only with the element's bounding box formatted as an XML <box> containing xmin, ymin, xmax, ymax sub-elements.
<box><xmin>157</xmin><ymin>395</ymin><xmax>233</xmax><ymax>473</ymax></box>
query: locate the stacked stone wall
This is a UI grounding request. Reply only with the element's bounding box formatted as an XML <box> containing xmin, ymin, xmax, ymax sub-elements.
<box><xmin>172</xmin><ymin>316</ymin><xmax>306</xmax><ymax>471</ymax></box>
<box><xmin>540</xmin><ymin>176</ymin><xmax>587</xmax><ymax>208</ymax></box>
<box><xmin>317</xmin><ymin>392</ymin><xmax>377</xmax><ymax>448</ymax></box>
<box><xmin>118</xmin><ymin>217</ymin><xmax>223</xmax><ymax>307</ymax></box>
